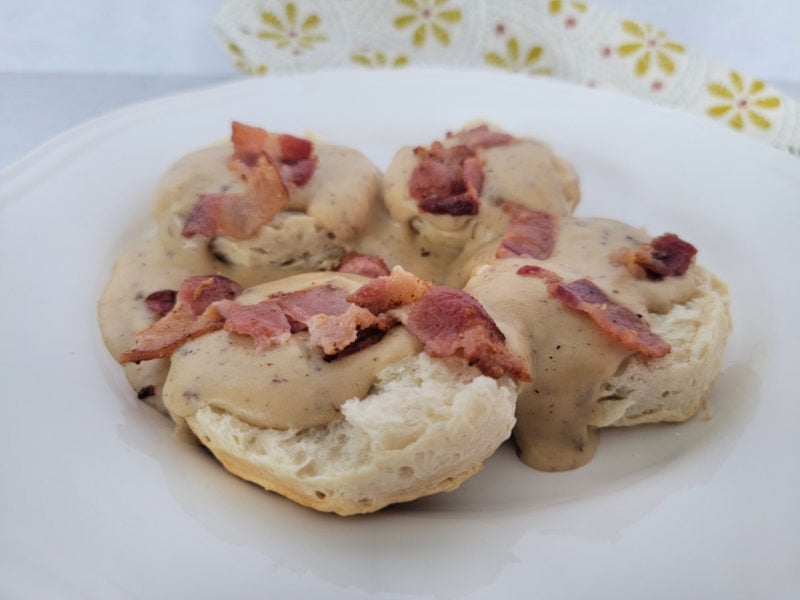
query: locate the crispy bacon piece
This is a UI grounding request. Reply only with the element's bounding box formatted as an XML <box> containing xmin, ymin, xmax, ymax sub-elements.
<box><xmin>183</xmin><ymin>121</ymin><xmax>316</xmax><ymax>240</ymax></box>
<box><xmin>516</xmin><ymin>266</ymin><xmax>670</xmax><ymax>358</ymax></box>
<box><xmin>145</xmin><ymin>289</ymin><xmax>177</xmax><ymax>316</ymax></box>
<box><xmin>515</xmin><ymin>264</ymin><xmax>564</xmax><ymax>285</ymax></box>
<box><xmin>613</xmin><ymin>233</ymin><xmax>697</xmax><ymax>280</ymax></box>
<box><xmin>282</xmin><ymin>158</ymin><xmax>316</xmax><ymax>187</ymax></box>
<box><xmin>409</xmin><ymin>142</ymin><xmax>481</xmax><ymax>216</ymax></box>
<box><xmin>348</xmin><ymin>268</ymin><xmax>530</xmax><ymax>381</ymax></box>
<box><xmin>447</xmin><ymin>124</ymin><xmax>514</xmax><ymax>151</ymax></box>
<box><xmin>347</xmin><ymin>267</ymin><xmax>432</xmax><ymax>314</ymax></box>
<box><xmin>408</xmin><ymin>127</ymin><xmax>515</xmax><ymax>217</ymax></box>
<box><xmin>274</xmin><ymin>285</ymin><xmax>353</xmax><ymax>331</ymax></box>
<box><xmin>552</xmin><ymin>279</ymin><xmax>670</xmax><ymax>358</ymax></box>
<box><xmin>121</xmin><ymin>275</ymin><xmax>242</xmax><ymax>363</ymax></box>
<box><xmin>306</xmin><ymin>305</ymin><xmax>388</xmax><ymax>355</ymax></box>
<box><xmin>182</xmin><ymin>275</ymin><xmax>243</xmax><ymax>314</ymax></box>
<box><xmin>183</xmin><ymin>154</ymin><xmax>289</xmax><ymax>239</ymax></box>
<box><xmin>496</xmin><ymin>201</ymin><xmax>558</xmax><ymax>259</ymax></box>
<box><xmin>323</xmin><ymin>327</ymin><xmax>388</xmax><ymax>362</ymax></box>
<box><xmin>216</xmin><ymin>299</ymin><xmax>292</xmax><ymax>350</ymax></box>
<box><xmin>231</xmin><ymin>120</ymin><xmax>317</xmax><ymax>185</ymax></box>
<box><xmin>212</xmin><ymin>285</ymin><xmax>387</xmax><ymax>355</ymax></box>
<box><xmin>403</xmin><ymin>286</ymin><xmax>531</xmax><ymax>381</ymax></box>
<box><xmin>335</xmin><ymin>252</ymin><xmax>391</xmax><ymax>278</ymax></box>
<box><xmin>230</xmin><ymin>120</ymin><xmax>268</xmax><ymax>167</ymax></box>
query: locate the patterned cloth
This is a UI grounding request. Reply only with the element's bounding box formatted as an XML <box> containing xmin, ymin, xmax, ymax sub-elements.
<box><xmin>215</xmin><ymin>0</ymin><xmax>800</xmax><ymax>156</ymax></box>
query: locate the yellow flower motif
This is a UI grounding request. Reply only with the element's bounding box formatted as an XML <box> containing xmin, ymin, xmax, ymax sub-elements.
<box><xmin>393</xmin><ymin>0</ymin><xmax>462</xmax><ymax>48</ymax></box>
<box><xmin>485</xmin><ymin>37</ymin><xmax>551</xmax><ymax>76</ymax></box>
<box><xmin>350</xmin><ymin>50</ymin><xmax>409</xmax><ymax>69</ymax></box>
<box><xmin>257</xmin><ymin>2</ymin><xmax>327</xmax><ymax>54</ymax></box>
<box><xmin>616</xmin><ymin>20</ymin><xmax>685</xmax><ymax>77</ymax></box>
<box><xmin>706</xmin><ymin>71</ymin><xmax>781</xmax><ymax>131</ymax></box>
<box><xmin>548</xmin><ymin>0</ymin><xmax>587</xmax><ymax>13</ymax></box>
<box><xmin>548</xmin><ymin>1</ymin><xmax>587</xmax><ymax>28</ymax></box>
<box><xmin>227</xmin><ymin>42</ymin><xmax>267</xmax><ymax>76</ymax></box>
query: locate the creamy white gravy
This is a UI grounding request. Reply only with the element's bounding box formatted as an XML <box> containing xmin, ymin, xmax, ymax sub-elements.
<box><xmin>463</xmin><ymin>218</ymin><xmax>700</xmax><ymax>470</ymax></box>
<box><xmin>162</xmin><ymin>273</ymin><xmax>421</xmax><ymax>430</ymax></box>
<box><xmin>99</xmin><ymin>129</ymin><xmax>701</xmax><ymax>471</ymax></box>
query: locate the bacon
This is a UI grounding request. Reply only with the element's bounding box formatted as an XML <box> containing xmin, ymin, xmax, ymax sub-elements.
<box><xmin>231</xmin><ymin>121</ymin><xmax>315</xmax><ymax>168</ymax></box>
<box><xmin>613</xmin><ymin>233</ymin><xmax>697</xmax><ymax>280</ymax></box>
<box><xmin>183</xmin><ymin>154</ymin><xmax>289</xmax><ymax>239</ymax></box>
<box><xmin>281</xmin><ymin>158</ymin><xmax>317</xmax><ymax>186</ymax></box>
<box><xmin>515</xmin><ymin>264</ymin><xmax>564</xmax><ymax>285</ymax></box>
<box><xmin>403</xmin><ymin>286</ymin><xmax>531</xmax><ymax>381</ymax></box>
<box><xmin>211</xmin><ymin>285</ymin><xmax>386</xmax><ymax>355</ymax></box>
<box><xmin>551</xmin><ymin>279</ymin><xmax>670</xmax><ymax>357</ymax></box>
<box><xmin>409</xmin><ymin>141</ymin><xmax>481</xmax><ymax>216</ymax></box>
<box><xmin>409</xmin><ymin>144</ymin><xmax>464</xmax><ymax>200</ymax></box>
<box><xmin>216</xmin><ymin>299</ymin><xmax>292</xmax><ymax>350</ymax></box>
<box><xmin>447</xmin><ymin>124</ymin><xmax>515</xmax><ymax>151</ymax></box>
<box><xmin>145</xmin><ymin>289</ymin><xmax>177</xmax><ymax>316</ymax></box>
<box><xmin>183</xmin><ymin>121</ymin><xmax>316</xmax><ymax>240</ymax></box>
<box><xmin>306</xmin><ymin>304</ymin><xmax>388</xmax><ymax>355</ymax></box>
<box><xmin>276</xmin><ymin>133</ymin><xmax>314</xmax><ymax>164</ymax></box>
<box><xmin>274</xmin><ymin>285</ymin><xmax>353</xmax><ymax>331</ymax></box>
<box><xmin>347</xmin><ymin>267</ymin><xmax>432</xmax><ymax>314</ymax></box>
<box><xmin>335</xmin><ymin>252</ymin><xmax>391</xmax><ymax>278</ymax></box>
<box><xmin>518</xmin><ymin>266</ymin><xmax>671</xmax><ymax>359</ymax></box>
<box><xmin>230</xmin><ymin>120</ymin><xmax>268</xmax><ymax>167</ymax></box>
<box><xmin>180</xmin><ymin>274</ymin><xmax>243</xmax><ymax>314</ymax></box>
<box><xmin>496</xmin><ymin>201</ymin><xmax>558</xmax><ymax>259</ymax></box>
<box><xmin>121</xmin><ymin>275</ymin><xmax>242</xmax><ymax>363</ymax></box>
<box><xmin>418</xmin><ymin>194</ymin><xmax>480</xmax><ymax>216</ymax></box>
<box><xmin>322</xmin><ymin>327</ymin><xmax>388</xmax><ymax>362</ymax></box>
<box><xmin>462</xmin><ymin>155</ymin><xmax>484</xmax><ymax>198</ymax></box>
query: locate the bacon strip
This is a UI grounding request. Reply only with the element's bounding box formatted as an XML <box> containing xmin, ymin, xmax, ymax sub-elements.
<box><xmin>447</xmin><ymin>124</ymin><xmax>514</xmax><ymax>151</ymax></box>
<box><xmin>231</xmin><ymin>120</ymin><xmax>317</xmax><ymax>185</ymax></box>
<box><xmin>183</xmin><ymin>121</ymin><xmax>316</xmax><ymax>240</ymax></box>
<box><xmin>516</xmin><ymin>267</ymin><xmax>670</xmax><ymax>358</ymax></box>
<box><xmin>409</xmin><ymin>142</ymin><xmax>481</xmax><ymax>216</ymax></box>
<box><xmin>402</xmin><ymin>286</ymin><xmax>531</xmax><ymax>381</ymax></box>
<box><xmin>349</xmin><ymin>268</ymin><xmax>530</xmax><ymax>381</ymax></box>
<box><xmin>145</xmin><ymin>289</ymin><xmax>177</xmax><ymax>316</ymax></box>
<box><xmin>496</xmin><ymin>201</ymin><xmax>558</xmax><ymax>259</ymax></box>
<box><xmin>347</xmin><ymin>267</ymin><xmax>432</xmax><ymax>314</ymax></box>
<box><xmin>515</xmin><ymin>264</ymin><xmax>564</xmax><ymax>285</ymax></box>
<box><xmin>216</xmin><ymin>299</ymin><xmax>292</xmax><ymax>350</ymax></box>
<box><xmin>123</xmin><ymin>270</ymin><xmax>532</xmax><ymax>381</ymax></box>
<box><xmin>322</xmin><ymin>327</ymin><xmax>388</xmax><ymax>362</ymax></box>
<box><xmin>306</xmin><ymin>305</ymin><xmax>388</xmax><ymax>355</ymax></box>
<box><xmin>274</xmin><ymin>286</ymin><xmax>353</xmax><ymax>331</ymax></box>
<box><xmin>183</xmin><ymin>154</ymin><xmax>289</xmax><ymax>239</ymax></box>
<box><xmin>335</xmin><ymin>252</ymin><xmax>391</xmax><ymax>278</ymax></box>
<box><xmin>552</xmin><ymin>279</ymin><xmax>670</xmax><ymax>358</ymax></box>
<box><xmin>613</xmin><ymin>232</ymin><xmax>697</xmax><ymax>280</ymax></box>
<box><xmin>215</xmin><ymin>285</ymin><xmax>387</xmax><ymax>355</ymax></box>
<box><xmin>408</xmin><ymin>127</ymin><xmax>515</xmax><ymax>217</ymax></box>
<box><xmin>121</xmin><ymin>275</ymin><xmax>242</xmax><ymax>363</ymax></box>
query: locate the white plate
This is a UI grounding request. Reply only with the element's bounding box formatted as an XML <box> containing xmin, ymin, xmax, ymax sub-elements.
<box><xmin>1</xmin><ymin>69</ymin><xmax>798</xmax><ymax>599</ymax></box>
